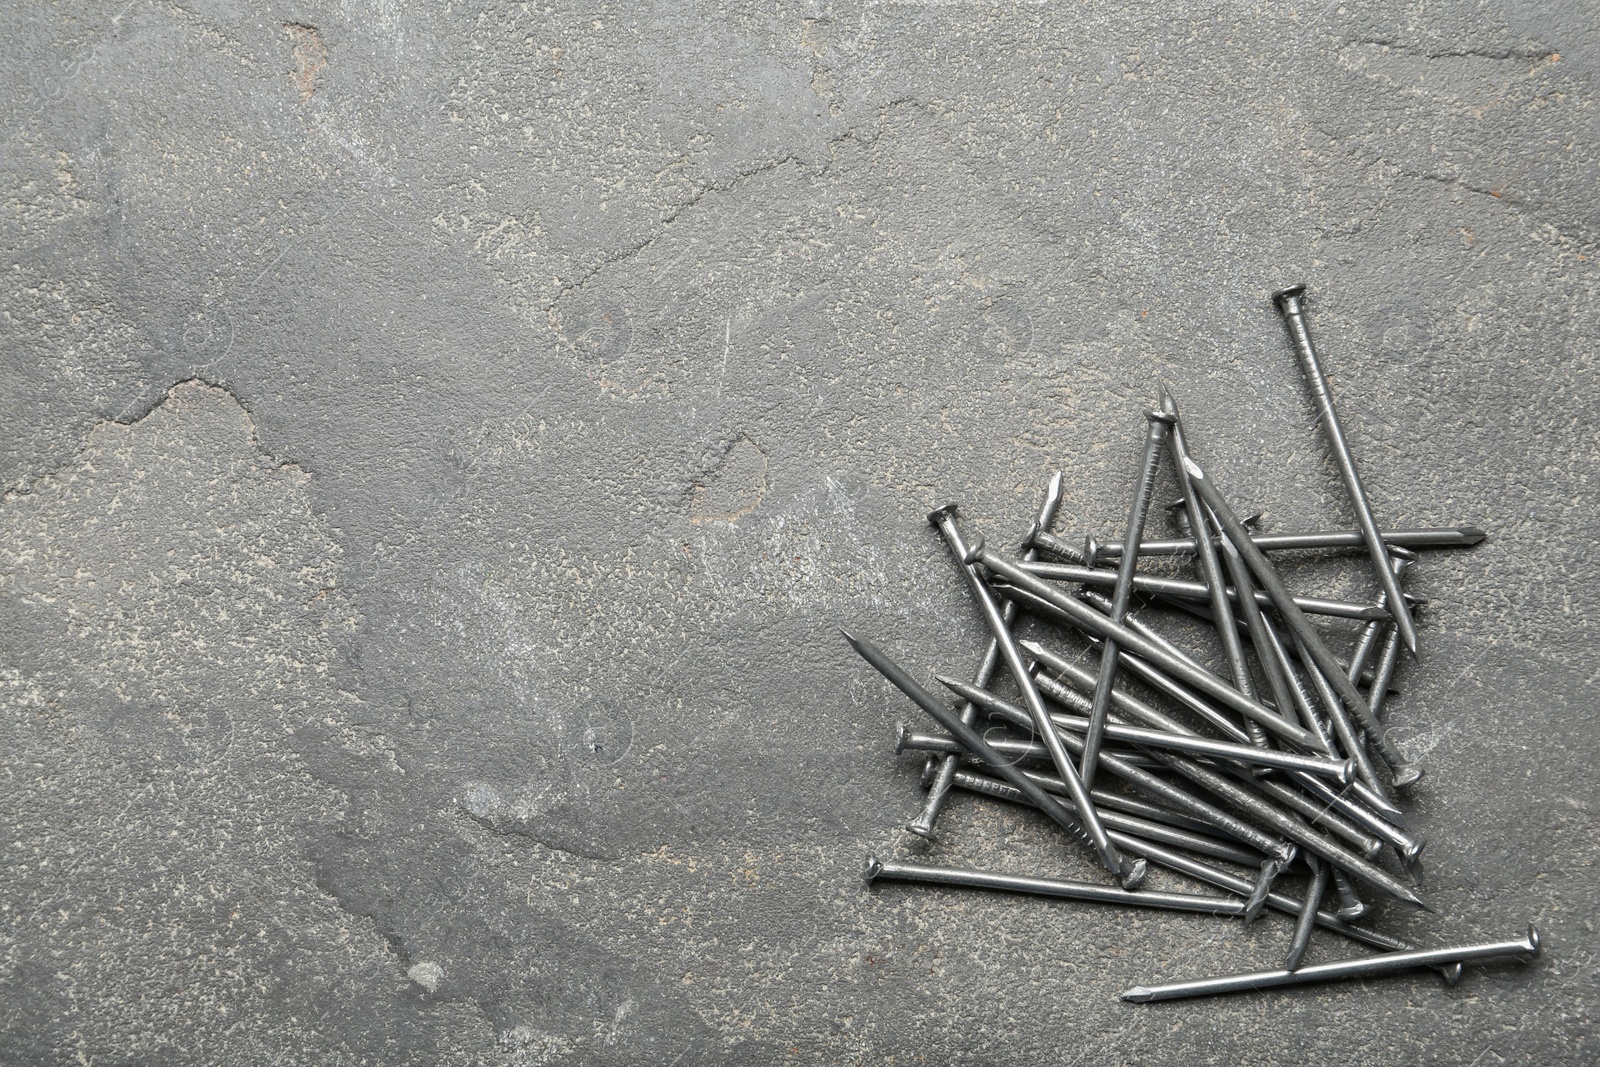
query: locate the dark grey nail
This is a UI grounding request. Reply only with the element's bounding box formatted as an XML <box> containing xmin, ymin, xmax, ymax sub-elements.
<box><xmin>923</xmin><ymin>509</ymin><xmax>1144</xmax><ymax>887</ymax></box>
<box><xmin>1273</xmin><ymin>283</ymin><xmax>1420</xmax><ymax>659</ymax></box>
<box><xmin>909</xmin><ymin>473</ymin><xmax>1065</xmax><ymax>839</ymax></box>
<box><xmin>1082</xmin><ymin>408</ymin><xmax>1172</xmax><ymax>792</ymax></box>
<box><xmin>1122</xmin><ymin>925</ymin><xmax>1539</xmax><ymax>1001</ymax></box>
<box><xmin>1285</xmin><ymin>855</ymin><xmax>1331</xmax><ymax>970</ymax></box>
<box><xmin>1089</xmin><ymin>525</ymin><xmax>1485</xmax><ymax>560</ymax></box>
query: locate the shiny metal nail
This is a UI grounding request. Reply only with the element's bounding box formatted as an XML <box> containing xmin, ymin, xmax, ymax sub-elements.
<box><xmin>949</xmin><ymin>768</ymin><xmax>1266</xmax><ymax>868</ymax></box>
<box><xmin>955</xmin><ymin>667</ymin><xmax>1419</xmax><ymax>905</ymax></box>
<box><xmin>909</xmin><ymin>474</ymin><xmax>1065</xmax><ymax>839</ymax></box>
<box><xmin>973</xmin><ymin>669</ymin><xmax>1353</xmax><ymax>782</ymax></box>
<box><xmin>1122</xmin><ymin>925</ymin><xmax>1539</xmax><ymax>1001</ymax></box>
<box><xmin>1274</xmin><ymin>283</ymin><xmax>1422</xmax><ymax>659</ymax></box>
<box><xmin>864</xmin><ymin>853</ymin><xmax>1249</xmax><ymax>916</ymax></box>
<box><xmin>1081</xmin><ymin>409</ymin><xmax>1174</xmax><ymax>791</ymax></box>
<box><xmin>1018</xmin><ymin>561</ymin><xmax>1391</xmax><ymax>622</ymax></box>
<box><xmin>1089</xmin><ymin>525</ymin><xmax>1485</xmax><ymax>561</ymax></box>
<box><xmin>926</xmin><ymin>506</ymin><xmax>1143</xmax><ymax>887</ymax></box>
<box><xmin>1285</xmin><ymin>856</ymin><xmax>1331</xmax><ymax>970</ymax></box>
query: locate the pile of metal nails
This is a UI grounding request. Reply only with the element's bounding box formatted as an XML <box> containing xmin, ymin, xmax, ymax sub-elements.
<box><xmin>846</xmin><ymin>284</ymin><xmax>1540</xmax><ymax>1002</ymax></box>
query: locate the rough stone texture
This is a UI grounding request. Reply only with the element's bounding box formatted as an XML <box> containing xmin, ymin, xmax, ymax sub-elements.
<box><xmin>1</xmin><ymin>2</ymin><xmax>1596</xmax><ymax>1063</ymax></box>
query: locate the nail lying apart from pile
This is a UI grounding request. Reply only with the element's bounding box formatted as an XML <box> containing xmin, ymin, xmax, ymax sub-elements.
<box><xmin>845</xmin><ymin>284</ymin><xmax>1540</xmax><ymax>1002</ymax></box>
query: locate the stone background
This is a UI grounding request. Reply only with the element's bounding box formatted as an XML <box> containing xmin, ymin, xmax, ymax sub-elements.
<box><xmin>2</xmin><ymin>1</ymin><xmax>1596</xmax><ymax>1063</ymax></box>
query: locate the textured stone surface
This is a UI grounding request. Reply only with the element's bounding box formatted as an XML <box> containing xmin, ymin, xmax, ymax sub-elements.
<box><xmin>2</xmin><ymin>2</ymin><xmax>1596</xmax><ymax>1063</ymax></box>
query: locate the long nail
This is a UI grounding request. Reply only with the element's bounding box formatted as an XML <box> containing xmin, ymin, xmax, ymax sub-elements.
<box><xmin>938</xmin><ymin>779</ymin><xmax>1454</xmax><ymax>977</ymax></box>
<box><xmin>864</xmin><ymin>854</ymin><xmax>1250</xmax><ymax>916</ymax></box>
<box><xmin>968</xmin><ymin>543</ymin><xmax>1320</xmax><ymax>749</ymax></box>
<box><xmin>949</xmin><ymin>768</ymin><xmax>1267</xmax><ymax>868</ymax></box>
<box><xmin>1290</xmin><ymin>627</ymin><xmax>1389</xmax><ymax>798</ymax></box>
<box><xmin>1242</xmin><ymin>773</ymin><xmax>1386</xmax><ymax>859</ymax></box>
<box><xmin>1121</xmin><ymin>925</ymin><xmax>1539</xmax><ymax>1001</ymax></box>
<box><xmin>1273</xmin><ymin>283</ymin><xmax>1421</xmax><ymax>660</ymax></box>
<box><xmin>929</xmin><ymin>507</ymin><xmax>1142</xmax><ymax>887</ymax></box>
<box><xmin>1285</xmin><ymin>856</ymin><xmax>1331</xmax><ymax>971</ymax></box>
<box><xmin>1161</xmin><ymin>385</ymin><xmax>1261</xmax><ymax>735</ymax></box>
<box><xmin>1213</xmin><ymin>523</ymin><xmax>1306</xmax><ymax>750</ymax></box>
<box><xmin>1289</xmin><ymin>772</ymin><xmax>1426</xmax><ymax>863</ymax></box>
<box><xmin>844</xmin><ymin>630</ymin><xmax>1144</xmax><ymax>888</ymax></box>
<box><xmin>1019</xmin><ymin>643</ymin><xmax>1392</xmax><ymax>860</ymax></box>
<box><xmin>1367</xmin><ymin>622</ymin><xmax>1406</xmax><ymax>720</ymax></box>
<box><xmin>1081</xmin><ymin>409</ymin><xmax>1174</xmax><ymax>791</ymax></box>
<box><xmin>1018</xmin><ymin>561</ymin><xmax>1391</xmax><ymax>621</ymax></box>
<box><xmin>1089</xmin><ymin>526</ymin><xmax>1485</xmax><ymax>560</ymax></box>
<box><xmin>1181</xmin><ymin>456</ymin><xmax>1424</xmax><ymax>788</ymax></box>
<box><xmin>909</xmin><ymin>474</ymin><xmax>1065</xmax><ymax>839</ymax></box>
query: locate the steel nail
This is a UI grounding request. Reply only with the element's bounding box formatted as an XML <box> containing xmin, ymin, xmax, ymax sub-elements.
<box><xmin>1214</xmin><ymin>522</ymin><xmax>1307</xmax><ymax>750</ymax></box>
<box><xmin>863</xmin><ymin>853</ymin><xmax>1251</xmax><ymax>917</ymax></box>
<box><xmin>1367</xmin><ymin>622</ymin><xmax>1406</xmax><ymax>721</ymax></box>
<box><xmin>964</xmin><ymin>670</ymin><xmax>1420</xmax><ymax>904</ymax></box>
<box><xmin>998</xmin><ymin>669</ymin><xmax>1353</xmax><ymax>782</ymax></box>
<box><xmin>844</xmin><ymin>630</ymin><xmax>1145</xmax><ymax>888</ymax></box>
<box><xmin>1082</xmin><ymin>409</ymin><xmax>1174</xmax><ymax>791</ymax></box>
<box><xmin>1017</xmin><ymin>561</ymin><xmax>1392</xmax><ymax>622</ymax></box>
<box><xmin>925</xmin><ymin>781</ymin><xmax>1454</xmax><ymax>976</ymax></box>
<box><xmin>1121</xmin><ymin>925</ymin><xmax>1539</xmax><ymax>1001</ymax></box>
<box><xmin>1089</xmin><ymin>525</ymin><xmax>1486</xmax><ymax>560</ymax></box>
<box><xmin>1273</xmin><ymin>283</ymin><xmax>1421</xmax><ymax>659</ymax></box>
<box><xmin>909</xmin><ymin>473</ymin><xmax>1066</xmax><ymax>839</ymax></box>
<box><xmin>1284</xmin><ymin>855</ymin><xmax>1331</xmax><ymax>970</ymax></box>
<box><xmin>952</xmin><ymin>767</ymin><xmax>1269</xmax><ymax>868</ymax></box>
<box><xmin>1162</xmin><ymin>387</ymin><xmax>1281</xmax><ymax>761</ymax></box>
<box><xmin>927</xmin><ymin>506</ymin><xmax>1143</xmax><ymax>887</ymax></box>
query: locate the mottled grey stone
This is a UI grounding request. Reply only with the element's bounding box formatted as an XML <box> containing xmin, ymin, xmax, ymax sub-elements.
<box><xmin>2</xmin><ymin>1</ymin><xmax>1597</xmax><ymax>1063</ymax></box>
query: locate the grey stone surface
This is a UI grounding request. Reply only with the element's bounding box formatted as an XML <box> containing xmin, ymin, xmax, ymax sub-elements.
<box><xmin>1</xmin><ymin>1</ymin><xmax>1596</xmax><ymax>1063</ymax></box>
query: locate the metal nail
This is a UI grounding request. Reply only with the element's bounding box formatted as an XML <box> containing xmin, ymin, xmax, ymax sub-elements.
<box><xmin>1367</xmin><ymin>622</ymin><xmax>1406</xmax><ymax>721</ymax></box>
<box><xmin>1285</xmin><ymin>855</ymin><xmax>1331</xmax><ymax>970</ymax></box>
<box><xmin>843</xmin><ymin>630</ymin><xmax>1145</xmax><ymax>889</ymax></box>
<box><xmin>954</xmin><ymin>669</ymin><xmax>1420</xmax><ymax>904</ymax></box>
<box><xmin>1122</xmin><ymin>925</ymin><xmax>1539</xmax><ymax>1002</ymax></box>
<box><xmin>1164</xmin><ymin>387</ymin><xmax>1279</xmax><ymax>755</ymax></box>
<box><xmin>1018</xmin><ymin>561</ymin><xmax>1392</xmax><ymax>622</ymax></box>
<box><xmin>1181</xmin><ymin>457</ymin><xmax>1424</xmax><ymax>788</ymax></box>
<box><xmin>1088</xmin><ymin>525</ymin><xmax>1486</xmax><ymax>561</ymax></box>
<box><xmin>1081</xmin><ymin>409</ymin><xmax>1171</xmax><ymax>793</ymax></box>
<box><xmin>909</xmin><ymin>473</ymin><xmax>1066</xmax><ymax>839</ymax></box>
<box><xmin>1082</xmin><ymin>409</ymin><xmax>1174</xmax><ymax>791</ymax></box>
<box><xmin>864</xmin><ymin>853</ymin><xmax>1251</xmax><ymax>917</ymax></box>
<box><xmin>1273</xmin><ymin>283</ymin><xmax>1421</xmax><ymax>659</ymax></box>
<box><xmin>926</xmin><ymin>506</ymin><xmax>1143</xmax><ymax>887</ymax></box>
<box><xmin>949</xmin><ymin>767</ymin><xmax>1267</xmax><ymax>868</ymax></box>
<box><xmin>1213</xmin><ymin>521</ymin><xmax>1307</xmax><ymax>750</ymax></box>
